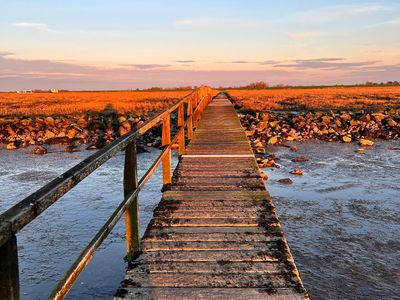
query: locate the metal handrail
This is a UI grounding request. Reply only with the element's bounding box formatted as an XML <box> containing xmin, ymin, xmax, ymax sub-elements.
<box><xmin>0</xmin><ymin>86</ymin><xmax>216</xmax><ymax>300</ymax></box>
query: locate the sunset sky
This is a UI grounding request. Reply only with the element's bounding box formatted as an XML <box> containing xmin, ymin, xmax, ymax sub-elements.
<box><xmin>1</xmin><ymin>0</ymin><xmax>400</xmax><ymax>90</ymax></box>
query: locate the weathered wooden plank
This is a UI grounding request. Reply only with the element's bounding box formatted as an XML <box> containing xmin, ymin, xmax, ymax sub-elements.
<box><xmin>162</xmin><ymin>190</ymin><xmax>271</xmax><ymax>200</ymax></box>
<box><xmin>129</xmin><ymin>261</ymin><xmax>287</xmax><ymax>274</ymax></box>
<box><xmin>141</xmin><ymin>240</ymin><xmax>280</xmax><ymax>251</ymax></box>
<box><xmin>133</xmin><ymin>250</ymin><xmax>282</xmax><ymax>262</ymax></box>
<box><xmin>144</xmin><ymin>231</ymin><xmax>282</xmax><ymax>242</ymax></box>
<box><xmin>115</xmin><ymin>287</ymin><xmax>306</xmax><ymax>300</ymax></box>
<box><xmin>119</xmin><ymin>273</ymin><xmax>295</xmax><ymax>288</ymax></box>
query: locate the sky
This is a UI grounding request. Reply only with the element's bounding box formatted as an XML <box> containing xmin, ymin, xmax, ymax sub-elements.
<box><xmin>1</xmin><ymin>0</ymin><xmax>400</xmax><ymax>90</ymax></box>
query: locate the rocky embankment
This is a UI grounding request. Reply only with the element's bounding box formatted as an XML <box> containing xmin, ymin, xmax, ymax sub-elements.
<box><xmin>1</xmin><ymin>109</ymin><xmax>165</xmax><ymax>154</ymax></box>
<box><xmin>240</xmin><ymin>109</ymin><xmax>400</xmax><ymax>174</ymax></box>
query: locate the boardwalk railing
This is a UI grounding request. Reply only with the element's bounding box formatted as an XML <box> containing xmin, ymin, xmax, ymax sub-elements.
<box><xmin>0</xmin><ymin>86</ymin><xmax>216</xmax><ymax>300</ymax></box>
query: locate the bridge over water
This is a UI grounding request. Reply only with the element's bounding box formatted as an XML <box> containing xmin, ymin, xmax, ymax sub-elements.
<box><xmin>0</xmin><ymin>87</ymin><xmax>308</xmax><ymax>299</ymax></box>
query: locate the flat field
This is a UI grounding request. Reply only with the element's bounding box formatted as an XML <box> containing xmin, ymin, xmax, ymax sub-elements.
<box><xmin>227</xmin><ymin>86</ymin><xmax>400</xmax><ymax>111</ymax></box>
<box><xmin>0</xmin><ymin>90</ymin><xmax>191</xmax><ymax>116</ymax></box>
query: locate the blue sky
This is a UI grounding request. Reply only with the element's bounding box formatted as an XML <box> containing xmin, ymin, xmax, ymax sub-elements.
<box><xmin>0</xmin><ymin>0</ymin><xmax>399</xmax><ymax>90</ymax></box>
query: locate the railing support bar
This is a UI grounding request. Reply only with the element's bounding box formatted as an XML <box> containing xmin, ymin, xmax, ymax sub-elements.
<box><xmin>0</xmin><ymin>235</ymin><xmax>19</xmax><ymax>300</ymax></box>
<box><xmin>123</xmin><ymin>141</ymin><xmax>140</xmax><ymax>256</ymax></box>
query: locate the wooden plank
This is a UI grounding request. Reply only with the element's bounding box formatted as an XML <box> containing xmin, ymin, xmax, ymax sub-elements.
<box><xmin>116</xmin><ymin>287</ymin><xmax>306</xmax><ymax>300</ymax></box>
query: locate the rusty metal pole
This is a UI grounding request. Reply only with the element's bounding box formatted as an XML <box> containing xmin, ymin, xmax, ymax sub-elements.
<box><xmin>123</xmin><ymin>141</ymin><xmax>140</xmax><ymax>256</ymax></box>
<box><xmin>0</xmin><ymin>235</ymin><xmax>20</xmax><ymax>300</ymax></box>
<box><xmin>162</xmin><ymin>114</ymin><xmax>171</xmax><ymax>185</ymax></box>
<box><xmin>187</xmin><ymin>99</ymin><xmax>193</xmax><ymax>140</ymax></box>
<box><xmin>177</xmin><ymin>104</ymin><xmax>185</xmax><ymax>156</ymax></box>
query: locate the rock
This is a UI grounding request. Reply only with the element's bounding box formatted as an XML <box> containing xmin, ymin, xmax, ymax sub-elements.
<box><xmin>290</xmin><ymin>169</ymin><xmax>303</xmax><ymax>175</ymax></box>
<box><xmin>267</xmin><ymin>137</ymin><xmax>278</xmax><ymax>145</ymax></box>
<box><xmin>292</xmin><ymin>155</ymin><xmax>309</xmax><ymax>162</ymax></box>
<box><xmin>387</xmin><ymin>119</ymin><xmax>398</xmax><ymax>127</ymax></box>
<box><xmin>136</xmin><ymin>144</ymin><xmax>150</xmax><ymax>153</ymax></box>
<box><xmin>258</xmin><ymin>170</ymin><xmax>268</xmax><ymax>180</ymax></box>
<box><xmin>118</xmin><ymin>116</ymin><xmax>127</xmax><ymax>123</ymax></box>
<box><xmin>77</xmin><ymin>118</ymin><xmax>88</xmax><ymax>128</ymax></box>
<box><xmin>359</xmin><ymin>138</ymin><xmax>374</xmax><ymax>146</ymax></box>
<box><xmin>290</xmin><ymin>145</ymin><xmax>298</xmax><ymax>152</ymax></box>
<box><xmin>44</xmin><ymin>130</ymin><xmax>56</xmax><ymax>140</ymax></box>
<box><xmin>372</xmin><ymin>113</ymin><xmax>386</xmax><ymax>122</ymax></box>
<box><xmin>269</xmin><ymin>121</ymin><xmax>278</xmax><ymax>128</ymax></box>
<box><xmin>254</xmin><ymin>141</ymin><xmax>263</xmax><ymax>148</ymax></box>
<box><xmin>86</xmin><ymin>144</ymin><xmax>98</xmax><ymax>150</ymax></box>
<box><xmin>6</xmin><ymin>142</ymin><xmax>17</xmax><ymax>150</ymax></box>
<box><xmin>119</xmin><ymin>125</ymin><xmax>129</xmax><ymax>136</ymax></box>
<box><xmin>354</xmin><ymin>148</ymin><xmax>366</xmax><ymax>153</ymax></box>
<box><xmin>341</xmin><ymin>113</ymin><xmax>351</xmax><ymax>121</ymax></box>
<box><xmin>32</xmin><ymin>145</ymin><xmax>47</xmax><ymax>155</ymax></box>
<box><xmin>321</xmin><ymin>116</ymin><xmax>331</xmax><ymax>125</ymax></box>
<box><xmin>278</xmin><ymin>178</ymin><xmax>293</xmax><ymax>184</ymax></box>
<box><xmin>256</xmin><ymin>148</ymin><xmax>266</xmax><ymax>155</ymax></box>
<box><xmin>45</xmin><ymin>116</ymin><xmax>55</xmax><ymax>127</ymax></box>
<box><xmin>65</xmin><ymin>144</ymin><xmax>79</xmax><ymax>152</ymax></box>
<box><xmin>67</xmin><ymin>129</ymin><xmax>77</xmax><ymax>139</ymax></box>
<box><xmin>342</xmin><ymin>136</ymin><xmax>352</xmax><ymax>143</ymax></box>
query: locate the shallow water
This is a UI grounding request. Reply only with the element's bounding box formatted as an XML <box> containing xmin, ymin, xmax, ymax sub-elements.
<box><xmin>1</xmin><ymin>141</ymin><xmax>399</xmax><ymax>299</ymax></box>
<box><xmin>264</xmin><ymin>140</ymin><xmax>400</xmax><ymax>300</ymax></box>
<box><xmin>0</xmin><ymin>145</ymin><xmax>178</xmax><ymax>299</ymax></box>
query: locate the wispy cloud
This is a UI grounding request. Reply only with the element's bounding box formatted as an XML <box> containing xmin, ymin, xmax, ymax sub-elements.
<box><xmin>259</xmin><ymin>60</ymin><xmax>280</xmax><ymax>65</ymax></box>
<box><xmin>0</xmin><ymin>51</ymin><xmax>14</xmax><ymax>57</ymax></box>
<box><xmin>121</xmin><ymin>64</ymin><xmax>171</xmax><ymax>70</ymax></box>
<box><xmin>12</xmin><ymin>22</ymin><xmax>54</xmax><ymax>32</ymax></box>
<box><xmin>275</xmin><ymin>58</ymin><xmax>379</xmax><ymax>70</ymax></box>
<box><xmin>367</xmin><ymin>18</ymin><xmax>400</xmax><ymax>28</ymax></box>
<box><xmin>294</xmin><ymin>4</ymin><xmax>394</xmax><ymax>23</ymax></box>
<box><xmin>230</xmin><ymin>60</ymin><xmax>280</xmax><ymax>65</ymax></box>
<box><xmin>176</xmin><ymin>60</ymin><xmax>196</xmax><ymax>63</ymax></box>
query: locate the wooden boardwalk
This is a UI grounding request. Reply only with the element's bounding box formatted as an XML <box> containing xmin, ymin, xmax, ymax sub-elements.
<box><xmin>116</xmin><ymin>94</ymin><xmax>308</xmax><ymax>299</ymax></box>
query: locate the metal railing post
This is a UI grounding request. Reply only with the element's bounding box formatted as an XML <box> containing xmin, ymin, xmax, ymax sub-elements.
<box><xmin>123</xmin><ymin>140</ymin><xmax>140</xmax><ymax>256</ymax></box>
<box><xmin>162</xmin><ymin>114</ymin><xmax>171</xmax><ymax>185</ymax></box>
<box><xmin>177</xmin><ymin>104</ymin><xmax>185</xmax><ymax>156</ymax></box>
<box><xmin>0</xmin><ymin>235</ymin><xmax>19</xmax><ymax>300</ymax></box>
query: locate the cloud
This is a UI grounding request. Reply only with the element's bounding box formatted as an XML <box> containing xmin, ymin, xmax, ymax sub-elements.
<box><xmin>0</xmin><ymin>52</ymin><xmax>397</xmax><ymax>91</ymax></box>
<box><xmin>367</xmin><ymin>18</ymin><xmax>400</xmax><ymax>28</ymax></box>
<box><xmin>294</xmin><ymin>4</ymin><xmax>394</xmax><ymax>24</ymax></box>
<box><xmin>12</xmin><ymin>22</ymin><xmax>54</xmax><ymax>32</ymax></box>
<box><xmin>0</xmin><ymin>51</ymin><xmax>14</xmax><ymax>57</ymax></box>
<box><xmin>121</xmin><ymin>64</ymin><xmax>171</xmax><ymax>70</ymax></box>
<box><xmin>231</xmin><ymin>60</ymin><xmax>254</xmax><ymax>64</ymax></box>
<box><xmin>231</xmin><ymin>60</ymin><xmax>280</xmax><ymax>65</ymax></box>
<box><xmin>275</xmin><ymin>58</ymin><xmax>380</xmax><ymax>70</ymax></box>
<box><xmin>176</xmin><ymin>60</ymin><xmax>196</xmax><ymax>63</ymax></box>
<box><xmin>259</xmin><ymin>60</ymin><xmax>280</xmax><ymax>65</ymax></box>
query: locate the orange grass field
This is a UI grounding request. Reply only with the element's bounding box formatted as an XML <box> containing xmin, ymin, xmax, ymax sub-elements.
<box><xmin>0</xmin><ymin>90</ymin><xmax>191</xmax><ymax>116</ymax></box>
<box><xmin>227</xmin><ymin>86</ymin><xmax>400</xmax><ymax>111</ymax></box>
